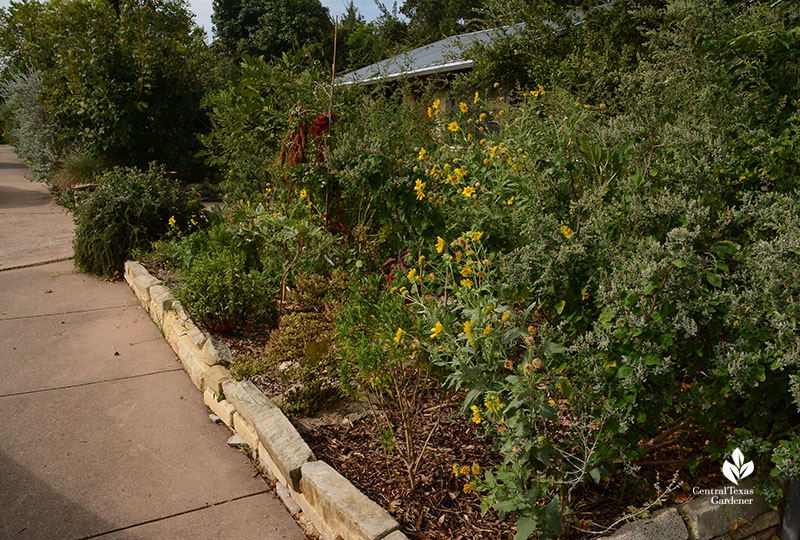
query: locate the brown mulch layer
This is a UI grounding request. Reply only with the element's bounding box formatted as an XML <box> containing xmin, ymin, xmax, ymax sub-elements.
<box><xmin>139</xmin><ymin>257</ymin><xmax>178</xmax><ymax>285</ymax></box>
<box><xmin>307</xmin><ymin>390</ymin><xmax>515</xmax><ymax>540</ymax></box>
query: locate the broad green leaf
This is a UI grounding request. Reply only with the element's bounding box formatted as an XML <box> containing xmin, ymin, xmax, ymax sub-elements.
<box><xmin>706</xmin><ymin>271</ymin><xmax>723</xmax><ymax>288</ymax></box>
<box><xmin>710</xmin><ymin>241</ymin><xmax>739</xmax><ymax>258</ymax></box>
<box><xmin>514</xmin><ymin>516</ymin><xmax>538</xmax><ymax>540</ymax></box>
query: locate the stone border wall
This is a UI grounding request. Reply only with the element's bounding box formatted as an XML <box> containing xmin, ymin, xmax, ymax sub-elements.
<box><xmin>601</xmin><ymin>494</ymin><xmax>779</xmax><ymax>540</ymax></box>
<box><xmin>599</xmin><ymin>483</ymin><xmax>780</xmax><ymax>539</ymax></box>
<box><xmin>125</xmin><ymin>261</ymin><xmax>408</xmax><ymax>540</ymax></box>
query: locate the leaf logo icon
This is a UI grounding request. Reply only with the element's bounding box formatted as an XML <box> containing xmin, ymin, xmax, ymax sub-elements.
<box><xmin>722</xmin><ymin>448</ymin><xmax>754</xmax><ymax>485</ymax></box>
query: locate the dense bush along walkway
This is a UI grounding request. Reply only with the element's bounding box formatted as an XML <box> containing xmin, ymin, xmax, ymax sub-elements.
<box><xmin>0</xmin><ymin>148</ymin><xmax>304</xmax><ymax>540</ymax></box>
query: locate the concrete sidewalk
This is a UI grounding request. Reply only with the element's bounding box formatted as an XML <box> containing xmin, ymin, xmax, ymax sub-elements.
<box><xmin>0</xmin><ymin>146</ymin><xmax>305</xmax><ymax>539</ymax></box>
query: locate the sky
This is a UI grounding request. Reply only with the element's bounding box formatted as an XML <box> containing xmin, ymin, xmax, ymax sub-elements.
<box><xmin>192</xmin><ymin>0</ymin><xmax>386</xmax><ymax>38</ymax></box>
<box><xmin>0</xmin><ymin>0</ymin><xmax>385</xmax><ymax>40</ymax></box>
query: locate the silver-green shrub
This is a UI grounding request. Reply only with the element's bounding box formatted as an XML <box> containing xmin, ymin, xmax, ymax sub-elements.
<box><xmin>0</xmin><ymin>69</ymin><xmax>60</xmax><ymax>183</ymax></box>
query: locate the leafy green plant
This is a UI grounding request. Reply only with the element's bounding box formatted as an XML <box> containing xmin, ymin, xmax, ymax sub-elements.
<box><xmin>174</xmin><ymin>229</ymin><xmax>280</xmax><ymax>330</ymax></box>
<box><xmin>0</xmin><ymin>0</ymin><xmax>214</xmax><ymax>176</ymax></box>
<box><xmin>233</xmin><ymin>311</ymin><xmax>337</xmax><ymax>415</ymax></box>
<box><xmin>72</xmin><ymin>163</ymin><xmax>200</xmax><ymax>277</ymax></box>
<box><xmin>335</xmin><ymin>275</ymin><xmax>441</xmax><ymax>491</ymax></box>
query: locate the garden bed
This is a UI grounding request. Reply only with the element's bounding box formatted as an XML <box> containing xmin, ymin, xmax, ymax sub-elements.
<box><xmin>140</xmin><ymin>257</ymin><xmax>721</xmax><ymax>538</ymax></box>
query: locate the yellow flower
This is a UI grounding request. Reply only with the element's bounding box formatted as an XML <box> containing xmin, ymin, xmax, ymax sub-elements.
<box><xmin>463</xmin><ymin>483</ymin><xmax>476</xmax><ymax>494</ymax></box>
<box><xmin>459</xmin><ymin>102</ymin><xmax>468</xmax><ymax>113</ymax></box>
<box><xmin>394</xmin><ymin>327</ymin><xmax>404</xmax><ymax>343</ymax></box>
<box><xmin>453</xmin><ymin>463</ymin><xmax>460</xmax><ymax>477</ymax></box>
<box><xmin>413</xmin><ymin>179</ymin><xmax>425</xmax><ymax>200</ymax></box>
<box><xmin>599</xmin><ymin>103</ymin><xmax>607</xmax><ymax>111</ymax></box>
<box><xmin>436</xmin><ymin>236</ymin><xmax>445</xmax><ymax>253</ymax></box>
<box><xmin>490</xmin><ymin>146</ymin><xmax>497</xmax><ymax>159</ymax></box>
<box><xmin>485</xmin><ymin>395</ymin><xmax>505</xmax><ymax>414</ymax></box>
<box><xmin>300</xmin><ymin>189</ymin><xmax>308</xmax><ymax>199</ymax></box>
<box><xmin>418</xmin><ymin>148</ymin><xmax>427</xmax><ymax>160</ymax></box>
<box><xmin>460</xmin><ymin>267</ymin><xmax>472</xmax><ymax>277</ymax></box>
<box><xmin>426</xmin><ymin>106</ymin><xmax>432</xmax><ymax>116</ymax></box>
<box><xmin>168</xmin><ymin>216</ymin><xmax>176</xmax><ymax>227</ymax></box>
<box><xmin>538</xmin><ymin>83</ymin><xmax>546</xmax><ymax>95</ymax></box>
<box><xmin>501</xmin><ymin>311</ymin><xmax>511</xmax><ymax>322</ymax></box>
<box><xmin>474</xmin><ymin>91</ymin><xmax>479</xmax><ymax>104</ymax></box>
<box><xmin>562</xmin><ymin>225</ymin><xmax>574</xmax><ymax>239</ymax></box>
<box><xmin>507</xmin><ymin>196</ymin><xmax>515</xmax><ymax>205</ymax></box>
<box><xmin>497</xmin><ymin>109</ymin><xmax>504</xmax><ymax>117</ymax></box>
<box><xmin>483</xmin><ymin>158</ymin><xmax>489</xmax><ymax>165</ymax></box>
<box><xmin>483</xmin><ymin>324</ymin><xmax>492</xmax><ymax>336</ymax></box>
<box><xmin>407</xmin><ymin>268</ymin><xmax>419</xmax><ymax>281</ymax></box>
<box><xmin>470</xmin><ymin>405</ymin><xmax>482</xmax><ymax>424</ymax></box>
<box><xmin>461</xmin><ymin>278</ymin><xmax>473</xmax><ymax>290</ymax></box>
<box><xmin>433</xmin><ymin>98</ymin><xmax>440</xmax><ymax>109</ymax></box>
<box><xmin>430</xmin><ymin>321</ymin><xmax>443</xmax><ymax>338</ymax></box>
<box><xmin>470</xmin><ymin>231</ymin><xmax>483</xmax><ymax>241</ymax></box>
<box><xmin>448</xmin><ymin>122</ymin><xmax>459</xmax><ymax>132</ymax></box>
<box><xmin>463</xmin><ymin>320</ymin><xmax>474</xmax><ymax>338</ymax></box>
<box><xmin>530</xmin><ymin>90</ymin><xmax>539</xmax><ymax>97</ymax></box>
<box><xmin>467</xmin><ymin>133</ymin><xmax>472</xmax><ymax>142</ymax></box>
<box><xmin>471</xmin><ymin>463</ymin><xmax>481</xmax><ymax>476</ymax></box>
<box><xmin>462</xmin><ymin>186</ymin><xmax>475</xmax><ymax>197</ymax></box>
<box><xmin>190</xmin><ymin>218</ymin><xmax>197</xmax><ymax>226</ymax></box>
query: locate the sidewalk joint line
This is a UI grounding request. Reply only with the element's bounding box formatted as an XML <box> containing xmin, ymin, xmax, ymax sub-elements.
<box><xmin>0</xmin><ymin>256</ymin><xmax>73</xmax><ymax>272</ymax></box>
<box><xmin>0</xmin><ymin>304</ymin><xmax>131</xmax><ymax>322</ymax></box>
<box><xmin>77</xmin><ymin>491</ymin><xmax>269</xmax><ymax>539</ymax></box>
<box><xmin>0</xmin><ymin>368</ymin><xmax>184</xmax><ymax>398</ymax></box>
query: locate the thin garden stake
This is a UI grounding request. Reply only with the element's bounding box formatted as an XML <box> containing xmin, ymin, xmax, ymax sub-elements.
<box><xmin>329</xmin><ymin>16</ymin><xmax>337</xmax><ymax>121</ymax></box>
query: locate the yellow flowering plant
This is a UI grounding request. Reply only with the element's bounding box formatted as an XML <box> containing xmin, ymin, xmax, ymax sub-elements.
<box><xmin>334</xmin><ymin>275</ymin><xmax>444</xmax><ymax>492</ymax></box>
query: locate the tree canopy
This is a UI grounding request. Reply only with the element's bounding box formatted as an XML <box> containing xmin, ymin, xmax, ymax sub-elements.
<box><xmin>212</xmin><ymin>0</ymin><xmax>333</xmax><ymax>62</ymax></box>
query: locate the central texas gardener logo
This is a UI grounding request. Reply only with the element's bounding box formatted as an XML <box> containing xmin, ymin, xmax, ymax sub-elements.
<box><xmin>722</xmin><ymin>448</ymin><xmax>754</xmax><ymax>485</ymax></box>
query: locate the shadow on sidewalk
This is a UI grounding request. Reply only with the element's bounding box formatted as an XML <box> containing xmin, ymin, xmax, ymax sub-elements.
<box><xmin>0</xmin><ymin>449</ymin><xmax>134</xmax><ymax>540</ymax></box>
<box><xmin>0</xmin><ymin>185</ymin><xmax>54</xmax><ymax>210</ymax></box>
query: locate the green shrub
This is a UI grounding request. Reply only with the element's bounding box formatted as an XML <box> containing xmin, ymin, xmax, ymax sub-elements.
<box><xmin>0</xmin><ymin>0</ymin><xmax>215</xmax><ymax>176</ymax></box>
<box><xmin>233</xmin><ymin>311</ymin><xmax>337</xmax><ymax>415</ymax></box>
<box><xmin>73</xmin><ymin>163</ymin><xmax>200</xmax><ymax>277</ymax></box>
<box><xmin>334</xmin><ymin>275</ymin><xmax>438</xmax><ymax>490</ymax></box>
<box><xmin>173</xmin><ymin>224</ymin><xmax>281</xmax><ymax>329</ymax></box>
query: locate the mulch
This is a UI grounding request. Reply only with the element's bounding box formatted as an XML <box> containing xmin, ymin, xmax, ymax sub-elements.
<box><xmin>306</xmin><ymin>389</ymin><xmax>515</xmax><ymax>540</ymax></box>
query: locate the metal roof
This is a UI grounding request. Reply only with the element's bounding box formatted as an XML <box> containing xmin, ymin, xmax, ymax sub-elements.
<box><xmin>337</xmin><ymin>24</ymin><xmax>523</xmax><ymax>87</ymax></box>
<box><xmin>337</xmin><ymin>5</ymin><xmax>609</xmax><ymax>87</ymax></box>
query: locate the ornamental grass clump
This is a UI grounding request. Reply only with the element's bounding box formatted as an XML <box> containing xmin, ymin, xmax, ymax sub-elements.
<box><xmin>72</xmin><ymin>163</ymin><xmax>200</xmax><ymax>277</ymax></box>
